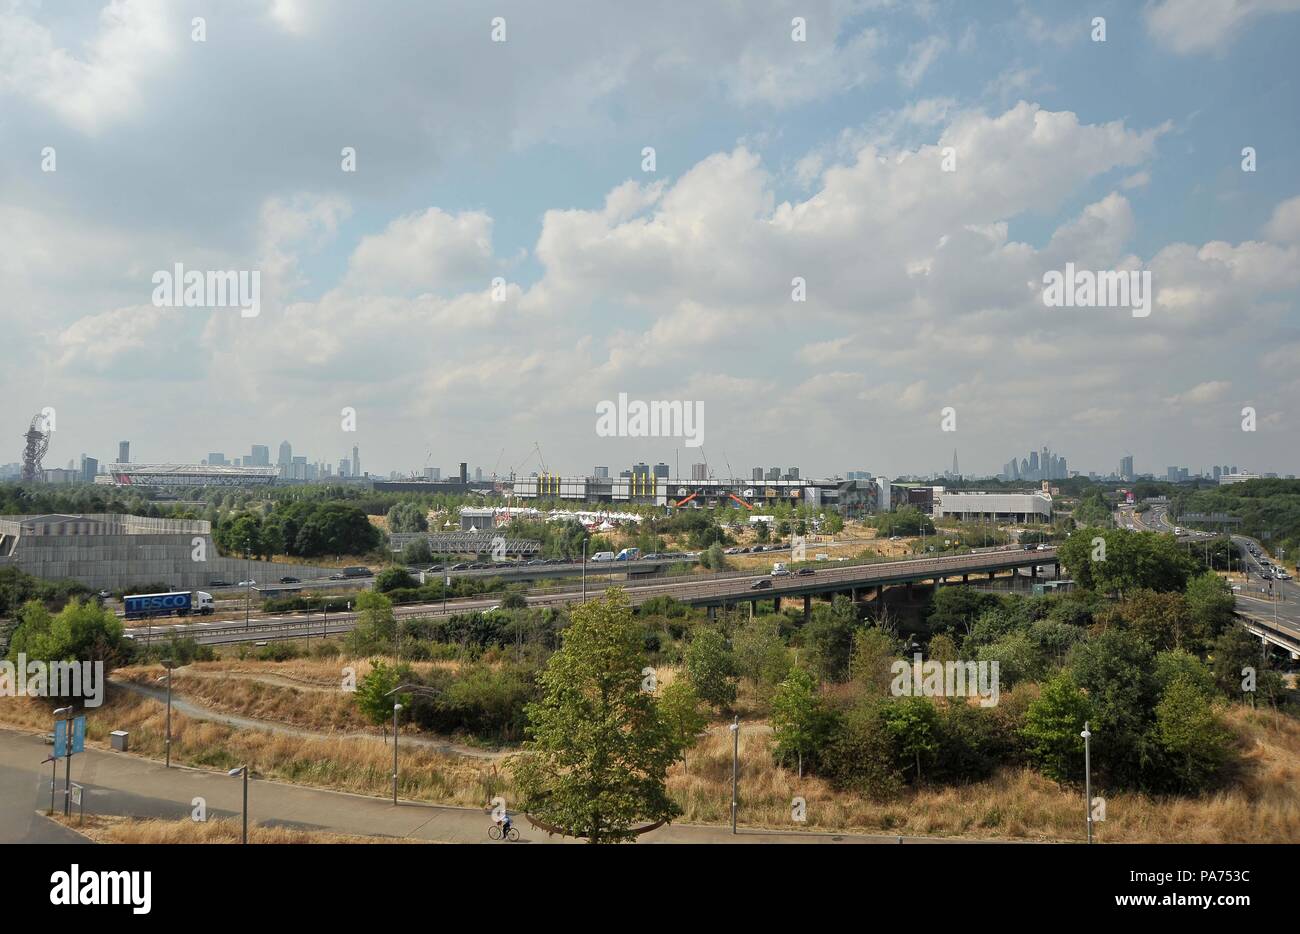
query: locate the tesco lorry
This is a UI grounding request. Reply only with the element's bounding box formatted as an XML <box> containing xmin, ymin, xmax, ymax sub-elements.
<box><xmin>123</xmin><ymin>590</ymin><xmax>215</xmax><ymax>620</ymax></box>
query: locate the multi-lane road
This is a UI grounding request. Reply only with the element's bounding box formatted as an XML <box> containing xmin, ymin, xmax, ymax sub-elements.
<box><xmin>128</xmin><ymin>545</ymin><xmax>1057</xmax><ymax>647</ymax></box>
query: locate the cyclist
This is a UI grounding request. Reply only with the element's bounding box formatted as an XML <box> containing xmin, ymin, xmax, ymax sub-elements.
<box><xmin>496</xmin><ymin>812</ymin><xmax>513</xmax><ymax>841</ymax></box>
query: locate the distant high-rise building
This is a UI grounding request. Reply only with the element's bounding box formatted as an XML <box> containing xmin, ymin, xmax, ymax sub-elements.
<box><xmin>594</xmin><ymin>466</ymin><xmax>609</xmax><ymax>479</ymax></box>
<box><xmin>786</xmin><ymin>467</ymin><xmax>800</xmax><ymax>481</ymax></box>
<box><xmin>425</xmin><ymin>467</ymin><xmax>441</xmax><ymax>480</ymax></box>
<box><xmin>339</xmin><ymin>458</ymin><xmax>351</xmax><ymax>478</ymax></box>
<box><xmin>951</xmin><ymin>449</ymin><xmax>959</xmax><ymax>479</ymax></box>
<box><xmin>459</xmin><ymin>462</ymin><xmax>467</xmax><ymax>484</ymax></box>
<box><xmin>207</xmin><ymin>452</ymin><xmax>226</xmax><ymax>466</ymax></box>
<box><xmin>766</xmin><ymin>467</ymin><xmax>780</xmax><ymax>481</ymax></box>
<box><xmin>752</xmin><ymin>467</ymin><xmax>764</xmax><ymax>482</ymax></box>
<box><xmin>118</xmin><ymin>441</ymin><xmax>130</xmax><ymax>464</ymax></box>
<box><xmin>475</xmin><ymin>467</ymin><xmax>483</xmax><ymax>481</ymax></box>
<box><xmin>653</xmin><ymin>463</ymin><xmax>670</xmax><ymax>481</ymax></box>
<box><xmin>1120</xmin><ymin>455</ymin><xmax>1134</xmax><ymax>482</ymax></box>
<box><xmin>278</xmin><ymin>441</ymin><xmax>292</xmax><ymax>466</ymax></box>
<box><xmin>1213</xmin><ymin>465</ymin><xmax>1221</xmax><ymax>480</ymax></box>
<box><xmin>354</xmin><ymin>446</ymin><xmax>362</xmax><ymax>477</ymax></box>
<box><xmin>691</xmin><ymin>463</ymin><xmax>708</xmax><ymax>481</ymax></box>
<box><xmin>80</xmin><ymin>455</ymin><xmax>98</xmax><ymax>483</ymax></box>
<box><xmin>250</xmin><ymin>444</ymin><xmax>270</xmax><ymax>466</ymax></box>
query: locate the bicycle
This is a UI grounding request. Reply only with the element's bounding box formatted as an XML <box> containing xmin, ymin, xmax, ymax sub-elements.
<box><xmin>488</xmin><ymin>822</ymin><xmax>520</xmax><ymax>842</ymax></box>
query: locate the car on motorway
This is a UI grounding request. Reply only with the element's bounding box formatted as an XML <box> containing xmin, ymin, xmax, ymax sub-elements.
<box><xmin>238</xmin><ymin>579</ymin><xmax>256</xmax><ymax>587</ymax></box>
<box><xmin>749</xmin><ymin>578</ymin><xmax>772</xmax><ymax>590</ymax></box>
<box><xmin>771</xmin><ymin>562</ymin><xmax>790</xmax><ymax>576</ymax></box>
<box><xmin>279</xmin><ymin>576</ymin><xmax>301</xmax><ymax>584</ymax></box>
<box><xmin>796</xmin><ymin>567</ymin><xmax>816</xmax><ymax>576</ymax></box>
<box><xmin>207</xmin><ymin>579</ymin><xmax>231</xmax><ymax>587</ymax></box>
<box><xmin>1278</xmin><ymin>571</ymin><xmax>1292</xmax><ymax>580</ymax></box>
<box><xmin>449</xmin><ymin>563</ymin><xmax>471</xmax><ymax>571</ymax></box>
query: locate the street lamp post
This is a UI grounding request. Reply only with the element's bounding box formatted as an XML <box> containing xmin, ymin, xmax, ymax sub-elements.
<box><xmin>157</xmin><ymin>658</ymin><xmax>174</xmax><ymax>768</ymax></box>
<box><xmin>1081</xmin><ymin>721</ymin><xmax>1093</xmax><ymax>845</ymax></box>
<box><xmin>227</xmin><ymin>765</ymin><xmax>249</xmax><ymax>843</ymax></box>
<box><xmin>582</xmin><ymin>538</ymin><xmax>588</xmax><ymax>604</ymax></box>
<box><xmin>53</xmin><ymin>705</ymin><xmax>72</xmax><ymax>815</ymax></box>
<box><xmin>729</xmin><ymin>716</ymin><xmax>739</xmax><ymax>835</ymax></box>
<box><xmin>391</xmin><ymin>702</ymin><xmax>403</xmax><ymax>805</ymax></box>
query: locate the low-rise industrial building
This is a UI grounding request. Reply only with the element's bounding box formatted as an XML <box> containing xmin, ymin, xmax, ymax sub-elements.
<box><xmin>934</xmin><ymin>491</ymin><xmax>1053</xmax><ymax>522</ymax></box>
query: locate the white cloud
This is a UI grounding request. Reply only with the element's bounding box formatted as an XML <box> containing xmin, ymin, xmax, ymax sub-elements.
<box><xmin>1146</xmin><ymin>0</ymin><xmax>1300</xmax><ymax>54</ymax></box>
<box><xmin>0</xmin><ymin>0</ymin><xmax>177</xmax><ymax>133</ymax></box>
<box><xmin>344</xmin><ymin>208</ymin><xmax>495</xmax><ymax>294</ymax></box>
<box><xmin>898</xmin><ymin>35</ymin><xmax>948</xmax><ymax>88</ymax></box>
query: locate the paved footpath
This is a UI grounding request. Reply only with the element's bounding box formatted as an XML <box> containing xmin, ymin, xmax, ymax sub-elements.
<box><xmin>0</xmin><ymin>728</ymin><xmax>983</xmax><ymax>845</ymax></box>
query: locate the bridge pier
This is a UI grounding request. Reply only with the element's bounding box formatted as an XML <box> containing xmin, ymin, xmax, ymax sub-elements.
<box><xmin>988</xmin><ymin>571</ymin><xmax>996</xmax><ymax>581</ymax></box>
<box><xmin>773</xmin><ymin>596</ymin><xmax>780</xmax><ymax>612</ymax></box>
<box><xmin>803</xmin><ymin>594</ymin><xmax>812</xmax><ymax>624</ymax></box>
<box><xmin>962</xmin><ymin>574</ymin><xmax>968</xmax><ymax>583</ymax></box>
<box><xmin>1031</xmin><ymin>565</ymin><xmax>1038</xmax><ymax>579</ymax></box>
<box><xmin>751</xmin><ymin>600</ymin><xmax>758</xmax><ymax>615</ymax></box>
<box><xmin>707</xmin><ymin>605</ymin><xmax>716</xmax><ymax>621</ymax></box>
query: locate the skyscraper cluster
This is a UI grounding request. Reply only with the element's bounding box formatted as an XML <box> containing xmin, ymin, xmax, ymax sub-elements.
<box><xmin>1001</xmin><ymin>446</ymin><xmax>1068</xmax><ymax>482</ymax></box>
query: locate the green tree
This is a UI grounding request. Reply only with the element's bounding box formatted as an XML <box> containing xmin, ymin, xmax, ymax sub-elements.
<box><xmin>386</xmin><ymin>502</ymin><xmax>428</xmax><ymax>533</ymax></box>
<box><xmin>347</xmin><ymin>590</ymin><xmax>396</xmax><ymax>654</ymax></box>
<box><xmin>6</xmin><ymin>599</ymin><xmax>129</xmax><ymax>702</ymax></box>
<box><xmin>881</xmin><ymin>696</ymin><xmax>940</xmax><ymax>783</ymax></box>
<box><xmin>685</xmin><ymin>627</ymin><xmax>737</xmax><ymax>708</ymax></box>
<box><xmin>848</xmin><ymin>625</ymin><xmax>901</xmax><ymax>695</ymax></box>
<box><xmin>731</xmin><ymin>616</ymin><xmax>790</xmax><ymax>696</ymax></box>
<box><xmin>1021</xmin><ymin>671</ymin><xmax>1093</xmax><ymax>784</ymax></box>
<box><xmin>770</xmin><ymin>667</ymin><xmax>832</xmax><ymax>777</ymax></box>
<box><xmin>658</xmin><ymin>677</ymin><xmax>707</xmax><ymax>770</ymax></box>
<box><xmin>401</xmin><ymin>539</ymin><xmax>433</xmax><ymax>565</ymax></box>
<box><xmin>511</xmin><ymin>590</ymin><xmax>681</xmax><ymax>842</ymax></box>
<box><xmin>804</xmin><ymin>595</ymin><xmax>858</xmax><ymax>683</ymax></box>
<box><xmin>1155</xmin><ymin>675</ymin><xmax>1233</xmax><ymax>792</ymax></box>
<box><xmin>354</xmin><ymin>659</ymin><xmax>408</xmax><ymax>728</ymax></box>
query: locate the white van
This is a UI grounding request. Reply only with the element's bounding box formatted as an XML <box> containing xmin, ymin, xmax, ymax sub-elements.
<box><xmin>591</xmin><ymin>551</ymin><xmax>616</xmax><ymax>562</ymax></box>
<box><xmin>771</xmin><ymin>562</ymin><xmax>790</xmax><ymax>576</ymax></box>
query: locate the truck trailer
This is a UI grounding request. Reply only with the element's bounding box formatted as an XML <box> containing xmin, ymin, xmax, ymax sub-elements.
<box><xmin>123</xmin><ymin>590</ymin><xmax>215</xmax><ymax>620</ymax></box>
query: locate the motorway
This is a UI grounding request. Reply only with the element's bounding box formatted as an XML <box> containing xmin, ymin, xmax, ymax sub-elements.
<box><xmin>128</xmin><ymin>545</ymin><xmax>1059</xmax><ymax>647</ymax></box>
<box><xmin>1116</xmin><ymin>502</ymin><xmax>1299</xmax><ymax>655</ymax></box>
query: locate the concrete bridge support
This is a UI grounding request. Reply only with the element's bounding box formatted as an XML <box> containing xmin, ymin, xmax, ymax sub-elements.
<box><xmin>803</xmin><ymin>594</ymin><xmax>812</xmax><ymax>624</ymax></box>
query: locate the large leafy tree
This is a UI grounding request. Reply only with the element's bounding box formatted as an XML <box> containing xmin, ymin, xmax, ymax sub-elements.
<box><xmin>658</xmin><ymin>677</ymin><xmax>707</xmax><ymax>770</ymax></box>
<box><xmin>684</xmin><ymin>626</ymin><xmax>737</xmax><ymax>708</ymax></box>
<box><xmin>770</xmin><ymin>667</ymin><xmax>833</xmax><ymax>777</ymax></box>
<box><xmin>6</xmin><ymin>599</ymin><xmax>130</xmax><ymax>702</ymax></box>
<box><xmin>512</xmin><ymin>590</ymin><xmax>681</xmax><ymax>843</ymax></box>
<box><xmin>1155</xmin><ymin>675</ymin><xmax>1233</xmax><ymax>793</ymax></box>
<box><xmin>1021</xmin><ymin>671</ymin><xmax>1093</xmax><ymax>784</ymax></box>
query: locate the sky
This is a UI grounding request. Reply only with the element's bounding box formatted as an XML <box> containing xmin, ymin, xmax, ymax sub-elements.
<box><xmin>2</xmin><ymin>0</ymin><xmax>1298</xmax><ymax>481</ymax></box>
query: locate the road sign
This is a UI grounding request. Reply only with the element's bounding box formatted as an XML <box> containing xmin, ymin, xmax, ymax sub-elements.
<box><xmin>53</xmin><ymin>716</ymin><xmax>86</xmax><ymax>758</ymax></box>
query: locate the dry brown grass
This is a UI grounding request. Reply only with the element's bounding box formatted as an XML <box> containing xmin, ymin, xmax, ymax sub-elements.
<box><xmin>52</xmin><ymin>814</ymin><xmax>421</xmax><ymax>844</ymax></box>
<box><xmin>0</xmin><ymin>689</ymin><xmax>509</xmax><ymax>807</ymax></box>
<box><xmin>666</xmin><ymin>704</ymin><xmax>1300</xmax><ymax>842</ymax></box>
<box><xmin>6</xmin><ymin>678</ymin><xmax>1299</xmax><ymax>842</ymax></box>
